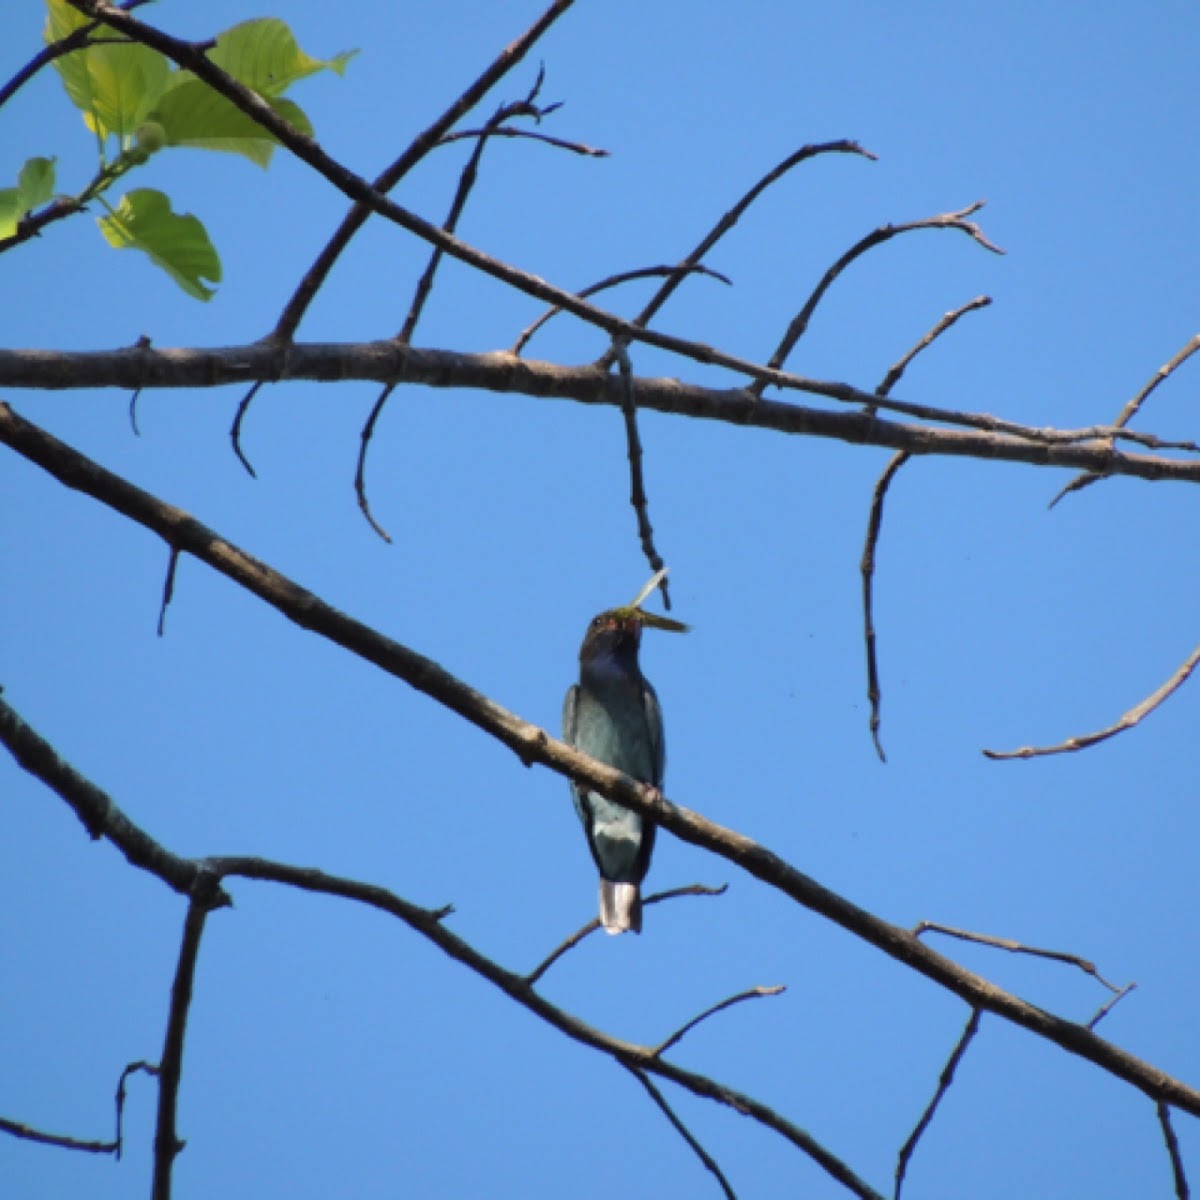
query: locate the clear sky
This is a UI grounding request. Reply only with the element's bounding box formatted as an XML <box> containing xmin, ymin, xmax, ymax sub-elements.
<box><xmin>3</xmin><ymin>2</ymin><xmax>1199</xmax><ymax>1198</ymax></box>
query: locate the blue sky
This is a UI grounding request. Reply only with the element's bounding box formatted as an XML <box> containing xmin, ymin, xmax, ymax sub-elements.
<box><xmin>3</xmin><ymin>2</ymin><xmax>1199</xmax><ymax>1197</ymax></box>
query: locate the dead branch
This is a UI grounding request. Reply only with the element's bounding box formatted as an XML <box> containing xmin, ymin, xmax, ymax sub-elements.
<box><xmin>525</xmin><ymin>883</ymin><xmax>727</xmax><ymax>986</ymax></box>
<box><xmin>983</xmin><ymin>640</ymin><xmax>1200</xmax><ymax>760</ymax></box>
<box><xmin>1158</xmin><ymin>1101</ymin><xmax>1191</xmax><ymax>1200</ymax></box>
<box><xmin>3</xmin><ymin>404</ymin><xmax>1199</xmax><ymax>1118</ymax></box>
<box><xmin>894</xmin><ymin>1009</ymin><xmax>981</xmax><ymax>1200</ymax></box>
<box><xmin>750</xmin><ymin>203</ymin><xmax>1004</xmax><ymax>398</ymax></box>
<box><xmin>5</xmin><ymin>347</ymin><xmax>1200</xmax><ymax>484</ymax></box>
<box><xmin>624</xmin><ymin>1065</ymin><xmax>738</xmax><ymax>1200</ymax></box>
<box><xmin>652</xmin><ymin>986</ymin><xmax>786</xmax><ymax>1058</ymax></box>
<box><xmin>913</xmin><ymin>922</ymin><xmax>1127</xmax><ymax>994</ymax></box>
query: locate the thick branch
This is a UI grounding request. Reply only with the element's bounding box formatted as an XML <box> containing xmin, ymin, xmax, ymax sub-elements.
<box><xmin>3</xmin><ymin>403</ymin><xmax>1200</xmax><ymax>1118</ymax></box>
<box><xmin>3</xmin><ymin>347</ymin><xmax>1199</xmax><ymax>483</ymax></box>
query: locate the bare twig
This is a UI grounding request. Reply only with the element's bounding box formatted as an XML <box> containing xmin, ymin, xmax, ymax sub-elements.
<box><xmin>860</xmin><ymin>296</ymin><xmax>991</xmax><ymax>758</ymax></box>
<box><xmin>653</xmin><ymin>986</ymin><xmax>786</xmax><ymax>1058</ymax></box>
<box><xmin>614</xmin><ymin>339</ymin><xmax>670</xmax><ymax>605</ymax></box>
<box><xmin>894</xmin><ymin>1009</ymin><xmax>982</xmax><ymax>1200</ymax></box>
<box><xmin>860</xmin><ymin>451</ymin><xmax>909</xmax><ymax>762</ymax></box>
<box><xmin>751</xmin><ymin>203</ymin><xmax>1003</xmax><ymax>398</ymax></box>
<box><xmin>356</xmin><ymin>82</ymin><xmax>568</xmax><ymax>541</ymax></box>
<box><xmin>208</xmin><ymin>855</ymin><xmax>885</xmax><ymax>1200</ymax></box>
<box><xmin>229</xmin><ymin>381</ymin><xmax>263</xmax><ymax>478</ymax></box>
<box><xmin>439</xmin><ymin>124</ymin><xmax>608</xmax><ymax>157</ymax></box>
<box><xmin>0</xmin><ymin>1116</ymin><xmax>117</xmax><ymax>1155</ymax></box>
<box><xmin>157</xmin><ymin>546</ymin><xmax>180</xmax><ymax>638</ymax></box>
<box><xmin>624</xmin><ymin>1065</ymin><xmax>738</xmax><ymax>1200</ymax></box>
<box><xmin>912</xmin><ymin>922</ymin><xmax>1126</xmax><ymax>994</ymax></box>
<box><xmin>620</xmin><ymin>140</ymin><xmax>876</xmax><ymax>348</ymax></box>
<box><xmin>114</xmin><ymin>1061</ymin><xmax>159</xmax><ymax>1160</ymax></box>
<box><xmin>152</xmin><ymin>888</ymin><xmax>221</xmax><ymax>1200</ymax></box>
<box><xmin>872</xmin><ymin>296</ymin><xmax>992</xmax><ymax>409</ymax></box>
<box><xmin>1158</xmin><ymin>1101</ymin><xmax>1191</xmax><ymax>1200</ymax></box>
<box><xmin>512</xmin><ymin>263</ymin><xmax>730</xmax><ymax>356</ymax></box>
<box><xmin>526</xmin><ymin>883</ymin><xmax>727</xmax><ymax>986</ymax></box>
<box><xmin>267</xmin><ymin>0</ymin><xmax>579</xmax><ymax>342</ymax></box>
<box><xmin>1051</xmin><ymin>333</ymin><xmax>1200</xmax><ymax>506</ymax></box>
<box><xmin>1087</xmin><ymin>982</ymin><xmax>1138</xmax><ymax>1031</ymax></box>
<box><xmin>983</xmin><ymin>640</ymin><xmax>1200</xmax><ymax>761</ymax></box>
<box><xmin>0</xmin><ymin>688</ymin><xmax>222</xmax><ymax>901</ymax></box>
<box><xmin>6</xmin><ymin>403</ymin><xmax>1200</xmax><ymax>1118</ymax></box>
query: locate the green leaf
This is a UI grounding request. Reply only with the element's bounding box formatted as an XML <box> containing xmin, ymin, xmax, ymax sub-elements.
<box><xmin>45</xmin><ymin>0</ymin><xmax>170</xmax><ymax>142</ymax></box>
<box><xmin>97</xmin><ymin>188</ymin><xmax>221</xmax><ymax>300</ymax></box>
<box><xmin>208</xmin><ymin>18</ymin><xmax>357</xmax><ymax>97</ymax></box>
<box><xmin>154</xmin><ymin>81</ymin><xmax>313</xmax><ymax>167</ymax></box>
<box><xmin>0</xmin><ymin>156</ymin><xmax>58</xmax><ymax>239</ymax></box>
<box><xmin>18</xmin><ymin>157</ymin><xmax>57</xmax><ymax>210</ymax></box>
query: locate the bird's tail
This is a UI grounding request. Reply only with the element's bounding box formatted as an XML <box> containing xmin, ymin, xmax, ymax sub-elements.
<box><xmin>599</xmin><ymin>880</ymin><xmax>642</xmax><ymax>935</ymax></box>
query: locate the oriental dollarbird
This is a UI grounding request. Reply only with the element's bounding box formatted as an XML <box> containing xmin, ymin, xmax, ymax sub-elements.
<box><xmin>562</xmin><ymin>574</ymin><xmax>688</xmax><ymax>935</ymax></box>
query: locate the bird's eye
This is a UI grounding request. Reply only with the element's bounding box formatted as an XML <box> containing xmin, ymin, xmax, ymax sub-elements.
<box><xmin>591</xmin><ymin>615</ymin><xmax>605</xmax><ymax>629</ymax></box>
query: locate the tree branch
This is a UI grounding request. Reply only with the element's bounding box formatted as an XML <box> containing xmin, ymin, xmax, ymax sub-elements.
<box><xmin>3</xmin><ymin>403</ymin><xmax>1199</xmax><ymax>1119</ymax></box>
<box><xmin>4</xmin><ymin>347</ymin><xmax>1200</xmax><ymax>483</ymax></box>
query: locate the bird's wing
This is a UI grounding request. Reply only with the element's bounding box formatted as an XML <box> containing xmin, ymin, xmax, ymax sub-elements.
<box><xmin>642</xmin><ymin>678</ymin><xmax>666</xmax><ymax>787</ymax></box>
<box><xmin>561</xmin><ymin>683</ymin><xmax>590</xmax><ymax>822</ymax></box>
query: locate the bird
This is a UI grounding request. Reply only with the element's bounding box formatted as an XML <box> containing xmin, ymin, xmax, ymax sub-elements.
<box><xmin>562</xmin><ymin>573</ymin><xmax>688</xmax><ymax>934</ymax></box>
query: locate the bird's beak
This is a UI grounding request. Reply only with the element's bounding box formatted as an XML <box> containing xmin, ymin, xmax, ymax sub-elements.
<box><xmin>635</xmin><ymin>611</ymin><xmax>690</xmax><ymax>634</ymax></box>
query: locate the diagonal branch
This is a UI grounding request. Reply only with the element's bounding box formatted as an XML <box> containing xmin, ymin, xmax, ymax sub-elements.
<box><xmin>266</xmin><ymin>0</ymin><xmax>580</xmax><ymax>341</ymax></box>
<box><xmin>1157</xmin><ymin>1101</ymin><xmax>1191</xmax><ymax>1200</ymax></box>
<box><xmin>982</xmin><ymin>640</ymin><xmax>1200</xmax><ymax>761</ymax></box>
<box><xmin>623</xmin><ymin>1065</ymin><xmax>738</xmax><ymax>1200</ymax></box>
<box><xmin>3</xmin><ymin>402</ymin><xmax>1200</xmax><ymax>1118</ymax></box>
<box><xmin>751</xmin><ymin>204</ymin><xmax>1003</xmax><ymax>397</ymax></box>
<box><xmin>1051</xmin><ymin>333</ymin><xmax>1200</xmax><ymax>506</ymax></box>
<box><xmin>526</xmin><ymin>883</ymin><xmax>727</xmax><ymax>986</ymax></box>
<box><xmin>5</xmin><ymin>346</ymin><xmax>1200</xmax><ymax>483</ymax></box>
<box><xmin>206</xmin><ymin>855</ymin><xmax>885</xmax><ymax>1200</ymax></box>
<box><xmin>894</xmin><ymin>1009</ymin><xmax>982</xmax><ymax>1200</ymax></box>
<box><xmin>652</xmin><ymin>986</ymin><xmax>786</xmax><ymax>1058</ymax></box>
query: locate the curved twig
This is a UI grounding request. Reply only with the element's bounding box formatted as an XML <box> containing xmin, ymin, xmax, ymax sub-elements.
<box><xmin>525</xmin><ymin>882</ymin><xmax>727</xmax><ymax>986</ymax></box>
<box><xmin>1157</xmin><ymin>1101</ymin><xmax>1190</xmax><ymax>1200</ymax></box>
<box><xmin>512</xmin><ymin>263</ymin><xmax>730</xmax><ymax>356</ymax></box>
<box><xmin>652</xmin><ymin>985</ymin><xmax>786</xmax><ymax>1058</ymax></box>
<box><xmin>751</xmin><ymin>203</ymin><xmax>1003</xmax><ymax>398</ymax></box>
<box><xmin>983</xmin><ymin>640</ymin><xmax>1200</xmax><ymax>761</ymax></box>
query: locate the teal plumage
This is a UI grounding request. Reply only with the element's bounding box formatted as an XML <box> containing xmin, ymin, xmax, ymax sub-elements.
<box><xmin>563</xmin><ymin>610</ymin><xmax>666</xmax><ymax>934</ymax></box>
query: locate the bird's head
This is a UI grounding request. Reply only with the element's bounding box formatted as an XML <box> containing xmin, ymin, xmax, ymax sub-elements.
<box><xmin>578</xmin><ymin>570</ymin><xmax>689</xmax><ymax>666</ymax></box>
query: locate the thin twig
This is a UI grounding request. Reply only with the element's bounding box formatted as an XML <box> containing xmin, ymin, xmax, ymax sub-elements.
<box><xmin>652</xmin><ymin>986</ymin><xmax>786</xmax><ymax>1058</ymax></box>
<box><xmin>1050</xmin><ymin>333</ymin><xmax>1200</xmax><ymax>507</ymax></box>
<box><xmin>1158</xmin><ymin>1101</ymin><xmax>1191</xmax><ymax>1200</ymax></box>
<box><xmin>152</xmin><ymin>887</ymin><xmax>221</xmax><ymax>1200</ymax></box>
<box><xmin>526</xmin><ymin>883</ymin><xmax>727</xmax><ymax>985</ymax></box>
<box><xmin>751</xmin><ymin>203</ymin><xmax>1004</xmax><ymax>398</ymax></box>
<box><xmin>619</xmin><ymin>140</ymin><xmax>876</xmax><ymax>351</ymax></box>
<box><xmin>0</xmin><ymin>1116</ymin><xmax>116</xmax><ymax>1155</ymax></box>
<box><xmin>912</xmin><ymin>922</ymin><xmax>1125</xmax><ymax>993</ymax></box>
<box><xmin>512</xmin><ymin>263</ymin><xmax>730</xmax><ymax>356</ymax></box>
<box><xmin>157</xmin><ymin>546</ymin><xmax>180</xmax><ymax>638</ymax></box>
<box><xmin>229</xmin><ymin>381</ymin><xmax>263</xmax><ymax>478</ymax></box>
<box><xmin>268</xmin><ymin>0</ymin><xmax>578</xmax><ymax>342</ymax></box>
<box><xmin>860</xmin><ymin>297</ymin><xmax>991</xmax><ymax>758</ymax></box>
<box><xmin>860</xmin><ymin>451</ymin><xmax>909</xmax><ymax>762</ymax></box>
<box><xmin>624</xmin><ymin>1064</ymin><xmax>738</xmax><ymax>1200</ymax></box>
<box><xmin>0</xmin><ymin>688</ymin><xmax>221</xmax><ymax>900</ymax></box>
<box><xmin>1087</xmin><ymin>982</ymin><xmax>1138</xmax><ymax>1031</ymax></box>
<box><xmin>613</xmin><ymin>340</ymin><xmax>671</xmax><ymax>604</ymax></box>
<box><xmin>439</xmin><ymin>124</ymin><xmax>608</xmax><ymax>157</ymax></box>
<box><xmin>209</xmin><ymin>855</ymin><xmax>885</xmax><ymax>1200</ymax></box>
<box><xmin>114</xmin><ymin>1061</ymin><xmax>159</xmax><ymax>1160</ymax></box>
<box><xmin>894</xmin><ymin>1009</ymin><xmax>982</xmax><ymax>1200</ymax></box>
<box><xmin>983</xmin><ymin>640</ymin><xmax>1200</xmax><ymax>761</ymax></box>
<box><xmin>356</xmin><ymin>84</ymin><xmax>568</xmax><ymax>541</ymax></box>
<box><xmin>872</xmin><ymin>296</ymin><xmax>992</xmax><ymax>408</ymax></box>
